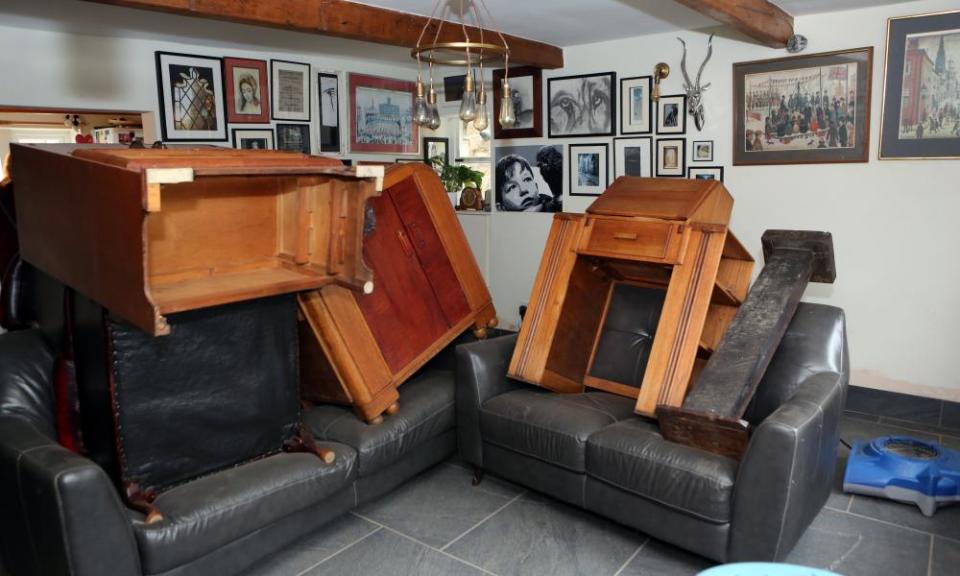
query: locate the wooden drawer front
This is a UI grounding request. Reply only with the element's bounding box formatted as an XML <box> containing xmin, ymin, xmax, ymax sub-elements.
<box><xmin>582</xmin><ymin>218</ymin><xmax>680</xmax><ymax>262</ymax></box>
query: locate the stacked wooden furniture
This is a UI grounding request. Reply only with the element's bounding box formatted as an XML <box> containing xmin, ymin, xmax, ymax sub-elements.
<box><xmin>299</xmin><ymin>163</ymin><xmax>497</xmax><ymax>424</ymax></box>
<box><xmin>509</xmin><ymin>177</ymin><xmax>754</xmax><ymax>417</ymax></box>
<box><xmin>11</xmin><ymin>144</ymin><xmax>384</xmax><ymax>335</ymax></box>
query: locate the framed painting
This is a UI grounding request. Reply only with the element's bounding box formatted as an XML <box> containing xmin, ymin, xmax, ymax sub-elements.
<box><xmin>692</xmin><ymin>140</ymin><xmax>714</xmax><ymax>162</ymax></box>
<box><xmin>271</xmin><ymin>59</ymin><xmax>311</xmax><ymax>121</ymax></box>
<box><xmin>349</xmin><ymin>73</ymin><xmax>418</xmax><ymax>154</ymax></box>
<box><xmin>733</xmin><ymin>47</ymin><xmax>873</xmax><ymax>165</ymax></box>
<box><xmin>620</xmin><ymin>76</ymin><xmax>653</xmax><ymax>135</ymax></box>
<box><xmin>155</xmin><ymin>51</ymin><xmax>227</xmax><ymax>142</ymax></box>
<box><xmin>548</xmin><ymin>72</ymin><xmax>616</xmax><ymax>138</ymax></box>
<box><xmin>224</xmin><ymin>57</ymin><xmax>269</xmax><ymax>124</ymax></box>
<box><xmin>569</xmin><ymin>143</ymin><xmax>609</xmax><ymax>196</ymax></box>
<box><xmin>276</xmin><ymin>123</ymin><xmax>311</xmax><ymax>154</ymax></box>
<box><xmin>613</xmin><ymin>137</ymin><xmax>652</xmax><ymax>179</ymax></box>
<box><xmin>493</xmin><ymin>66</ymin><xmax>543</xmax><ymax>139</ymax></box>
<box><xmin>880</xmin><ymin>10</ymin><xmax>960</xmax><ymax>159</ymax></box>
<box><xmin>656</xmin><ymin>138</ymin><xmax>686</xmax><ymax>177</ymax></box>
<box><xmin>656</xmin><ymin>94</ymin><xmax>687</xmax><ymax>135</ymax></box>
<box><xmin>318</xmin><ymin>72</ymin><xmax>341</xmax><ymax>153</ymax></box>
<box><xmin>232</xmin><ymin>128</ymin><xmax>274</xmax><ymax>150</ymax></box>
<box><xmin>688</xmin><ymin>166</ymin><xmax>724</xmax><ymax>182</ymax></box>
<box><xmin>494</xmin><ymin>144</ymin><xmax>564</xmax><ymax>212</ymax></box>
<box><xmin>423</xmin><ymin>137</ymin><xmax>449</xmax><ymax>166</ymax></box>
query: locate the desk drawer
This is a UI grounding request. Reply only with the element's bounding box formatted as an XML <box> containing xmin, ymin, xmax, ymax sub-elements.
<box><xmin>580</xmin><ymin>218</ymin><xmax>681</xmax><ymax>262</ymax></box>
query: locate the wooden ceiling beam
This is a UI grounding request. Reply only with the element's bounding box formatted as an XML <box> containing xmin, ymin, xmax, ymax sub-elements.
<box><xmin>672</xmin><ymin>0</ymin><xmax>794</xmax><ymax>48</ymax></box>
<box><xmin>83</xmin><ymin>0</ymin><xmax>564</xmax><ymax>69</ymax></box>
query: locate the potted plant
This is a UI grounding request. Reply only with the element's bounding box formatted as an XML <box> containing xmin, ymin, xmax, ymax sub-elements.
<box><xmin>429</xmin><ymin>157</ymin><xmax>484</xmax><ymax>195</ymax></box>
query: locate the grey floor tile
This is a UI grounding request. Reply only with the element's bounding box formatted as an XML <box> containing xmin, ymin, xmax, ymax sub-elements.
<box><xmin>843</xmin><ymin>411</ymin><xmax>879</xmax><ymax>423</ymax></box>
<box><xmin>931</xmin><ymin>536</ymin><xmax>960</xmax><ymax>576</ymax></box>
<box><xmin>826</xmin><ymin>452</ymin><xmax>852</xmax><ymax>510</ymax></box>
<box><xmin>240</xmin><ymin>516</ymin><xmax>380</xmax><ymax>576</ymax></box>
<box><xmin>446</xmin><ymin>493</ymin><xmax>642</xmax><ymax>576</ymax></box>
<box><xmin>878</xmin><ymin>416</ymin><xmax>949</xmax><ymax>436</ymax></box>
<box><xmin>845</xmin><ymin>387</ymin><xmax>941</xmax><ymax>424</ymax></box>
<box><xmin>356</xmin><ymin>463</ymin><xmax>521</xmax><ymax>548</ymax></box>
<box><xmin>940</xmin><ymin>434</ymin><xmax>960</xmax><ymax>451</ymax></box>
<box><xmin>850</xmin><ymin>492</ymin><xmax>960</xmax><ymax>540</ymax></box>
<box><xmin>305</xmin><ymin>529</ymin><xmax>485</xmax><ymax>576</ymax></box>
<box><xmin>840</xmin><ymin>416</ymin><xmax>940</xmax><ymax>446</ymax></box>
<box><xmin>618</xmin><ymin>539</ymin><xmax>714</xmax><ymax>576</ymax></box>
<box><xmin>785</xmin><ymin>508</ymin><xmax>930</xmax><ymax>576</ymax></box>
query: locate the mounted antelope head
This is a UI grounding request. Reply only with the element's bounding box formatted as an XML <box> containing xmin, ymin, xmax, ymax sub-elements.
<box><xmin>678</xmin><ymin>34</ymin><xmax>714</xmax><ymax>131</ymax></box>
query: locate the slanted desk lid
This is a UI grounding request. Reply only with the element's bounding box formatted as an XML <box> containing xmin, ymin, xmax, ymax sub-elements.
<box><xmin>586</xmin><ymin>177</ymin><xmax>732</xmax><ymax>226</ymax></box>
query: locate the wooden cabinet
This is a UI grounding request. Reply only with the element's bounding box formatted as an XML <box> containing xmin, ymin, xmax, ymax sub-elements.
<box><xmin>508</xmin><ymin>177</ymin><xmax>753</xmax><ymax>417</ymax></box>
<box><xmin>299</xmin><ymin>164</ymin><xmax>497</xmax><ymax>423</ymax></box>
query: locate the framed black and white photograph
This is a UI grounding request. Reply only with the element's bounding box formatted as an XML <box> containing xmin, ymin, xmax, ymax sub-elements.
<box><xmin>548</xmin><ymin>72</ymin><xmax>616</xmax><ymax>138</ymax></box>
<box><xmin>494</xmin><ymin>144</ymin><xmax>564</xmax><ymax>212</ymax></box>
<box><xmin>318</xmin><ymin>72</ymin><xmax>340</xmax><ymax>153</ymax></box>
<box><xmin>349</xmin><ymin>73</ymin><xmax>418</xmax><ymax>154</ymax></box>
<box><xmin>276</xmin><ymin>123</ymin><xmax>311</xmax><ymax>154</ymax></box>
<box><xmin>155</xmin><ymin>51</ymin><xmax>227</xmax><ymax>142</ymax></box>
<box><xmin>613</xmin><ymin>137</ymin><xmax>652</xmax><ymax>179</ymax></box>
<box><xmin>620</xmin><ymin>76</ymin><xmax>652</xmax><ymax>134</ymax></box>
<box><xmin>656</xmin><ymin>94</ymin><xmax>687</xmax><ymax>134</ymax></box>
<box><xmin>688</xmin><ymin>166</ymin><xmax>724</xmax><ymax>182</ymax></box>
<box><xmin>395</xmin><ymin>158</ymin><xmax>423</xmax><ymax>164</ymax></box>
<box><xmin>232</xmin><ymin>128</ymin><xmax>274</xmax><ymax>150</ymax></box>
<box><xmin>423</xmin><ymin>137</ymin><xmax>449</xmax><ymax>167</ymax></box>
<box><xmin>692</xmin><ymin>140</ymin><xmax>714</xmax><ymax>162</ymax></box>
<box><xmin>493</xmin><ymin>66</ymin><xmax>542</xmax><ymax>139</ymax></box>
<box><xmin>271</xmin><ymin>59</ymin><xmax>311</xmax><ymax>121</ymax></box>
<box><xmin>656</xmin><ymin>138</ymin><xmax>686</xmax><ymax>177</ymax></box>
<box><xmin>569</xmin><ymin>143</ymin><xmax>608</xmax><ymax>196</ymax></box>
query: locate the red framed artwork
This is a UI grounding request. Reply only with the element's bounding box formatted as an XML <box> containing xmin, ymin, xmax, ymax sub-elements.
<box><xmin>224</xmin><ymin>57</ymin><xmax>270</xmax><ymax>124</ymax></box>
<box><xmin>349</xmin><ymin>73</ymin><xmax>418</xmax><ymax>154</ymax></box>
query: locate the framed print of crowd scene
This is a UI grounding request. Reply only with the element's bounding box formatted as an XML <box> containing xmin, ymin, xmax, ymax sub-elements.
<box><xmin>569</xmin><ymin>143</ymin><xmax>608</xmax><ymax>196</ymax></box>
<box><xmin>349</xmin><ymin>73</ymin><xmax>418</xmax><ymax>154</ymax></box>
<box><xmin>155</xmin><ymin>51</ymin><xmax>227</xmax><ymax>142</ymax></box>
<box><xmin>733</xmin><ymin>47</ymin><xmax>873</xmax><ymax>165</ymax></box>
<box><xmin>548</xmin><ymin>72</ymin><xmax>616</xmax><ymax>137</ymax></box>
<box><xmin>494</xmin><ymin>66</ymin><xmax>542</xmax><ymax>139</ymax></box>
<box><xmin>270</xmin><ymin>59</ymin><xmax>311</xmax><ymax>122</ymax></box>
<box><xmin>494</xmin><ymin>144</ymin><xmax>563</xmax><ymax>212</ymax></box>
<box><xmin>224</xmin><ymin>57</ymin><xmax>269</xmax><ymax>124</ymax></box>
<box><xmin>880</xmin><ymin>9</ymin><xmax>960</xmax><ymax>159</ymax></box>
<box><xmin>318</xmin><ymin>72</ymin><xmax>341</xmax><ymax>153</ymax></box>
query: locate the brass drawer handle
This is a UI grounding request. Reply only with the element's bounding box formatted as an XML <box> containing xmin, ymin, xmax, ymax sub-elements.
<box><xmin>612</xmin><ymin>232</ymin><xmax>638</xmax><ymax>241</ymax></box>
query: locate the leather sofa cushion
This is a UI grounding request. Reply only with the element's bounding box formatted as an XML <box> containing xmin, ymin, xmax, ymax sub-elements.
<box><xmin>480</xmin><ymin>390</ymin><xmax>636</xmax><ymax>472</ymax></box>
<box><xmin>135</xmin><ymin>445</ymin><xmax>356</xmax><ymax>575</ymax></box>
<box><xmin>0</xmin><ymin>328</ymin><xmax>55</xmax><ymax>438</ymax></box>
<box><xmin>588</xmin><ymin>283</ymin><xmax>665</xmax><ymax>387</ymax></box>
<box><xmin>586</xmin><ymin>418</ymin><xmax>738</xmax><ymax>523</ymax></box>
<box><xmin>304</xmin><ymin>369</ymin><xmax>456</xmax><ymax>477</ymax></box>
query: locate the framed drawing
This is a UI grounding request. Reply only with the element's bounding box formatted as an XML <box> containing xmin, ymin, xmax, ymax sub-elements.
<box><xmin>493</xmin><ymin>66</ymin><xmax>543</xmax><ymax>138</ymax></box>
<box><xmin>276</xmin><ymin>123</ymin><xmax>311</xmax><ymax>154</ymax></box>
<box><xmin>880</xmin><ymin>10</ymin><xmax>960</xmax><ymax>159</ymax></box>
<box><xmin>613</xmin><ymin>136</ymin><xmax>652</xmax><ymax>178</ymax></box>
<box><xmin>569</xmin><ymin>143</ymin><xmax>609</xmax><ymax>196</ymax></box>
<box><xmin>620</xmin><ymin>76</ymin><xmax>653</xmax><ymax>134</ymax></box>
<box><xmin>224</xmin><ymin>57</ymin><xmax>269</xmax><ymax>124</ymax></box>
<box><xmin>548</xmin><ymin>72</ymin><xmax>616</xmax><ymax>138</ymax></box>
<box><xmin>656</xmin><ymin>94</ymin><xmax>687</xmax><ymax>134</ymax></box>
<box><xmin>271</xmin><ymin>59</ymin><xmax>311</xmax><ymax>121</ymax></box>
<box><xmin>733</xmin><ymin>47</ymin><xmax>873</xmax><ymax>165</ymax></box>
<box><xmin>692</xmin><ymin>140</ymin><xmax>714</xmax><ymax>162</ymax></box>
<box><xmin>232</xmin><ymin>128</ymin><xmax>274</xmax><ymax>150</ymax></box>
<box><xmin>656</xmin><ymin>138</ymin><xmax>686</xmax><ymax>177</ymax></box>
<box><xmin>349</xmin><ymin>73</ymin><xmax>418</xmax><ymax>154</ymax></box>
<box><xmin>155</xmin><ymin>51</ymin><xmax>227</xmax><ymax>142</ymax></box>
<box><xmin>423</xmin><ymin>137</ymin><xmax>449</xmax><ymax>166</ymax></box>
<box><xmin>688</xmin><ymin>166</ymin><xmax>724</xmax><ymax>182</ymax></box>
<box><xmin>318</xmin><ymin>72</ymin><xmax>341</xmax><ymax>153</ymax></box>
<box><xmin>494</xmin><ymin>144</ymin><xmax>564</xmax><ymax>212</ymax></box>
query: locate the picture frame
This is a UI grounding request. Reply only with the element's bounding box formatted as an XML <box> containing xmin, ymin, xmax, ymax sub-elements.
<box><xmin>275</xmin><ymin>123</ymin><xmax>311</xmax><ymax>154</ymax></box>
<box><xmin>692</xmin><ymin>140</ymin><xmax>714</xmax><ymax>162</ymax></box>
<box><xmin>349</xmin><ymin>73</ymin><xmax>418</xmax><ymax>154</ymax></box>
<box><xmin>423</xmin><ymin>137</ymin><xmax>449</xmax><ymax>166</ymax></box>
<box><xmin>656</xmin><ymin>138</ymin><xmax>686</xmax><ymax>177</ymax></box>
<box><xmin>548</xmin><ymin>71</ymin><xmax>616</xmax><ymax>138</ymax></box>
<box><xmin>687</xmin><ymin>166</ymin><xmax>724</xmax><ymax>182</ymax></box>
<box><xmin>318</xmin><ymin>72</ymin><xmax>341</xmax><ymax>153</ymax></box>
<box><xmin>494</xmin><ymin>144</ymin><xmax>564</xmax><ymax>212</ymax></box>
<box><xmin>613</xmin><ymin>136</ymin><xmax>652</xmax><ymax>178</ymax></box>
<box><xmin>620</xmin><ymin>76</ymin><xmax>653</xmax><ymax>135</ymax></box>
<box><xmin>271</xmin><ymin>59</ymin><xmax>311</xmax><ymax>121</ymax></box>
<box><xmin>395</xmin><ymin>158</ymin><xmax>423</xmax><ymax>164</ymax></box>
<box><xmin>569</xmin><ymin>143</ymin><xmax>609</xmax><ymax>196</ymax></box>
<box><xmin>879</xmin><ymin>10</ymin><xmax>960</xmax><ymax>159</ymax></box>
<box><xmin>656</xmin><ymin>94</ymin><xmax>687</xmax><ymax>135</ymax></box>
<box><xmin>232</xmin><ymin>128</ymin><xmax>275</xmax><ymax>150</ymax></box>
<box><xmin>444</xmin><ymin>74</ymin><xmax>467</xmax><ymax>102</ymax></box>
<box><xmin>493</xmin><ymin>66</ymin><xmax>543</xmax><ymax>139</ymax></box>
<box><xmin>155</xmin><ymin>51</ymin><xmax>227</xmax><ymax>142</ymax></box>
<box><xmin>733</xmin><ymin>47</ymin><xmax>873</xmax><ymax>165</ymax></box>
<box><xmin>224</xmin><ymin>57</ymin><xmax>269</xmax><ymax>124</ymax></box>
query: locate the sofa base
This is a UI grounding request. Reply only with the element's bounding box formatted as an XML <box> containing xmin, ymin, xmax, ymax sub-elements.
<box><xmin>357</xmin><ymin>429</ymin><xmax>457</xmax><ymax>506</ymax></box>
<box><xmin>483</xmin><ymin>443</ymin><xmax>587</xmax><ymax>508</ymax></box>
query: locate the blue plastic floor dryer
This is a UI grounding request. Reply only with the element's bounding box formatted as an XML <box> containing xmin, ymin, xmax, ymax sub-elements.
<box><xmin>843</xmin><ymin>436</ymin><xmax>960</xmax><ymax>516</ymax></box>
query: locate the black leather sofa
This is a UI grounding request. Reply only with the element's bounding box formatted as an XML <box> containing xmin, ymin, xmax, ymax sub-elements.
<box><xmin>456</xmin><ymin>302</ymin><xmax>848</xmax><ymax>563</ymax></box>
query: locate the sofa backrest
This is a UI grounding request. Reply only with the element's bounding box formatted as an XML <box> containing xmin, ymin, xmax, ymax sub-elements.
<box><xmin>0</xmin><ymin>328</ymin><xmax>56</xmax><ymax>438</ymax></box>
<box><xmin>588</xmin><ymin>283</ymin><xmax>665</xmax><ymax>388</ymax></box>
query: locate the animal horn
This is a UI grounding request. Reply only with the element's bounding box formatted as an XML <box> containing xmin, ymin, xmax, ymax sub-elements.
<box><xmin>695</xmin><ymin>34</ymin><xmax>714</xmax><ymax>89</ymax></box>
<box><xmin>677</xmin><ymin>37</ymin><xmax>693</xmax><ymax>91</ymax></box>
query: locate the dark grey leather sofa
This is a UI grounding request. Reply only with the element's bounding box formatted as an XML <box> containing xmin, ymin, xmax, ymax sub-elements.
<box><xmin>456</xmin><ymin>302</ymin><xmax>848</xmax><ymax>563</ymax></box>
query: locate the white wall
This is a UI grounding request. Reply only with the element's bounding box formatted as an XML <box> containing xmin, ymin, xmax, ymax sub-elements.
<box><xmin>489</xmin><ymin>0</ymin><xmax>960</xmax><ymax>401</ymax></box>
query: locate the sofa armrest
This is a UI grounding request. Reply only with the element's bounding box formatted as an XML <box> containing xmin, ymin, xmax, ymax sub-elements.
<box><xmin>0</xmin><ymin>417</ymin><xmax>141</xmax><ymax>576</ymax></box>
<box><xmin>728</xmin><ymin>370</ymin><xmax>847</xmax><ymax>562</ymax></box>
<box><xmin>455</xmin><ymin>333</ymin><xmax>522</xmax><ymax>467</ymax></box>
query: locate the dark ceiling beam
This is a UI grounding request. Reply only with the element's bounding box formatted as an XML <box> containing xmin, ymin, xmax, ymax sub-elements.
<box><xmin>672</xmin><ymin>0</ymin><xmax>794</xmax><ymax>48</ymax></box>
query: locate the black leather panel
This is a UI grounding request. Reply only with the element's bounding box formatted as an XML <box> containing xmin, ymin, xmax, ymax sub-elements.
<box><xmin>744</xmin><ymin>304</ymin><xmax>847</xmax><ymax>425</ymax></box>
<box><xmin>0</xmin><ymin>328</ymin><xmax>56</xmax><ymax>437</ymax></box>
<box><xmin>109</xmin><ymin>295</ymin><xmax>300</xmax><ymax>493</ymax></box>
<box><xmin>136</xmin><ymin>446</ymin><xmax>356</xmax><ymax>575</ymax></box>
<box><xmin>304</xmin><ymin>369</ymin><xmax>456</xmax><ymax>477</ymax></box>
<box><xmin>356</xmin><ymin>429</ymin><xmax>456</xmax><ymax>506</ymax></box>
<box><xmin>587</xmin><ymin>418</ymin><xmax>737</xmax><ymax>523</ymax></box>
<box><xmin>0</xmin><ymin>256</ymin><xmax>25</xmax><ymax>331</ymax></box>
<box><xmin>480</xmin><ymin>390</ymin><xmax>636</xmax><ymax>472</ymax></box>
<box><xmin>483</xmin><ymin>442</ymin><xmax>586</xmax><ymax>507</ymax></box>
<box><xmin>588</xmin><ymin>284</ymin><xmax>665</xmax><ymax>386</ymax></box>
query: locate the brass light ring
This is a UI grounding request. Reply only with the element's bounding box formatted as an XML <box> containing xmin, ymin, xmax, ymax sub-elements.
<box><xmin>411</xmin><ymin>42</ymin><xmax>509</xmax><ymax>66</ymax></box>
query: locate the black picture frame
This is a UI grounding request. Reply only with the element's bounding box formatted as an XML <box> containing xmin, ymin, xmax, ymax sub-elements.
<box><xmin>276</xmin><ymin>123</ymin><xmax>311</xmax><ymax>154</ymax></box>
<box><xmin>569</xmin><ymin>143</ymin><xmax>609</xmax><ymax>196</ymax></box>
<box><xmin>155</xmin><ymin>51</ymin><xmax>227</xmax><ymax>142</ymax></box>
<box><xmin>231</xmin><ymin>128</ymin><xmax>275</xmax><ymax>150</ymax></box>
<box><xmin>656</xmin><ymin>94</ymin><xmax>687</xmax><ymax>135</ymax></box>
<box><xmin>620</xmin><ymin>76</ymin><xmax>653</xmax><ymax>135</ymax></box>
<box><xmin>613</xmin><ymin>136</ymin><xmax>652</xmax><ymax>178</ymax></box>
<box><xmin>494</xmin><ymin>66</ymin><xmax>543</xmax><ymax>139</ymax></box>
<box><xmin>692</xmin><ymin>140</ymin><xmax>714</xmax><ymax>162</ymax></box>
<box><xmin>687</xmin><ymin>166</ymin><xmax>724</xmax><ymax>182</ymax></box>
<box><xmin>444</xmin><ymin>74</ymin><xmax>467</xmax><ymax>102</ymax></box>
<box><xmin>656</xmin><ymin>138</ymin><xmax>686</xmax><ymax>177</ymax></box>
<box><xmin>270</xmin><ymin>59</ymin><xmax>311</xmax><ymax>122</ymax></box>
<box><xmin>423</xmin><ymin>137</ymin><xmax>449</xmax><ymax>166</ymax></box>
<box><xmin>318</xmin><ymin>72</ymin><xmax>340</xmax><ymax>153</ymax></box>
<box><xmin>547</xmin><ymin>71</ymin><xmax>616</xmax><ymax>138</ymax></box>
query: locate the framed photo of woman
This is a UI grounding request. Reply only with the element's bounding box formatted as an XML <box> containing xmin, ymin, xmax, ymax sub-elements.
<box><xmin>224</xmin><ymin>57</ymin><xmax>269</xmax><ymax>124</ymax></box>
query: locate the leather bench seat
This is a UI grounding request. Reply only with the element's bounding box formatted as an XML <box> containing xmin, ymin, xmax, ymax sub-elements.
<box><xmin>586</xmin><ymin>418</ymin><xmax>738</xmax><ymax>523</ymax></box>
<box><xmin>134</xmin><ymin>447</ymin><xmax>356</xmax><ymax>575</ymax></box>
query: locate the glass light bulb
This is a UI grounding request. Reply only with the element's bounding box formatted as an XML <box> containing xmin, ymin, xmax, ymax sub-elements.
<box><xmin>459</xmin><ymin>89</ymin><xmax>477</xmax><ymax>122</ymax></box>
<box><xmin>473</xmin><ymin>102</ymin><xmax>488</xmax><ymax>131</ymax></box>
<box><xmin>429</xmin><ymin>104</ymin><xmax>441</xmax><ymax>130</ymax></box>
<box><xmin>414</xmin><ymin>96</ymin><xmax>430</xmax><ymax>125</ymax></box>
<box><xmin>499</xmin><ymin>94</ymin><xmax>516</xmax><ymax>128</ymax></box>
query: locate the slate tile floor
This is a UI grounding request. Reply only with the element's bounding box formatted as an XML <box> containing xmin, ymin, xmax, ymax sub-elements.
<box><xmin>243</xmin><ymin>414</ymin><xmax>960</xmax><ymax>576</ymax></box>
